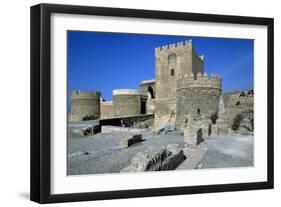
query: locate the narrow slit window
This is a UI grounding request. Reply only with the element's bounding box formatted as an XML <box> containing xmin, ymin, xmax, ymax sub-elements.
<box><xmin>171</xmin><ymin>69</ymin><xmax>175</xmax><ymax>76</ymax></box>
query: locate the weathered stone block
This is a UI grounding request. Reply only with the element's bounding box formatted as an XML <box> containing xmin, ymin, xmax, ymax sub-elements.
<box><xmin>120</xmin><ymin>144</ymin><xmax>185</xmax><ymax>172</ymax></box>
<box><xmin>211</xmin><ymin>124</ymin><xmax>219</xmax><ymax>136</ymax></box>
<box><xmin>184</xmin><ymin>127</ymin><xmax>203</xmax><ymax>149</ymax></box>
<box><xmin>72</xmin><ymin>124</ymin><xmax>101</xmax><ymax>136</ymax></box>
<box><xmin>72</xmin><ymin>129</ymin><xmax>85</xmax><ymax>136</ymax></box>
<box><xmin>120</xmin><ymin>134</ymin><xmax>143</xmax><ymax>148</ymax></box>
<box><xmin>199</xmin><ymin>119</ymin><xmax>212</xmax><ymax>138</ymax></box>
<box><xmin>152</xmin><ymin>122</ymin><xmax>174</xmax><ymax>135</ymax></box>
<box><xmin>216</xmin><ymin>118</ymin><xmax>229</xmax><ymax>135</ymax></box>
<box><xmin>161</xmin><ymin>144</ymin><xmax>185</xmax><ymax>170</ymax></box>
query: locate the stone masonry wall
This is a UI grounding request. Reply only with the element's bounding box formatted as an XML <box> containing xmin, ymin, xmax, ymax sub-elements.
<box><xmin>112</xmin><ymin>89</ymin><xmax>141</xmax><ymax>117</ymax></box>
<box><xmin>146</xmin><ymin>97</ymin><xmax>156</xmax><ymax>114</ymax></box>
<box><xmin>70</xmin><ymin>90</ymin><xmax>101</xmax><ymax>121</ymax></box>
<box><xmin>139</xmin><ymin>79</ymin><xmax>156</xmax><ymax>97</ymax></box>
<box><xmin>154</xmin><ymin>100</ymin><xmax>176</xmax><ymax>128</ymax></box>
<box><xmin>176</xmin><ymin>73</ymin><xmax>222</xmax><ymax>129</ymax></box>
<box><xmin>192</xmin><ymin>49</ymin><xmax>204</xmax><ymax>76</ymax></box>
<box><xmin>100</xmin><ymin>101</ymin><xmax>113</xmax><ymax>119</ymax></box>
<box><xmin>223</xmin><ymin>91</ymin><xmax>254</xmax><ymax>128</ymax></box>
<box><xmin>100</xmin><ymin>114</ymin><xmax>154</xmax><ymax>127</ymax></box>
<box><xmin>154</xmin><ymin>40</ymin><xmax>205</xmax><ymax>128</ymax></box>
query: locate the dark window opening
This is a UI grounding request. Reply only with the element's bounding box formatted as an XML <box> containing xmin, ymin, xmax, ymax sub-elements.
<box><xmin>141</xmin><ymin>101</ymin><xmax>146</xmax><ymax>114</ymax></box>
<box><xmin>171</xmin><ymin>69</ymin><xmax>175</xmax><ymax>76</ymax></box>
<box><xmin>211</xmin><ymin>114</ymin><xmax>218</xmax><ymax>124</ymax></box>
<box><xmin>148</xmin><ymin>86</ymin><xmax>155</xmax><ymax>98</ymax></box>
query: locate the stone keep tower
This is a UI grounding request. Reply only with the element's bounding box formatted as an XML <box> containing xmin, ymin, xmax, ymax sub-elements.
<box><xmin>154</xmin><ymin>40</ymin><xmax>205</xmax><ymax>128</ymax></box>
<box><xmin>176</xmin><ymin>73</ymin><xmax>222</xmax><ymax>129</ymax></box>
<box><xmin>70</xmin><ymin>90</ymin><xmax>101</xmax><ymax>121</ymax></box>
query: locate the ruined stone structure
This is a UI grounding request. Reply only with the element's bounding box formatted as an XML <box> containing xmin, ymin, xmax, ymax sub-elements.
<box><xmin>69</xmin><ymin>90</ymin><xmax>101</xmax><ymax>121</ymax></box>
<box><xmin>223</xmin><ymin>90</ymin><xmax>254</xmax><ymax>131</ymax></box>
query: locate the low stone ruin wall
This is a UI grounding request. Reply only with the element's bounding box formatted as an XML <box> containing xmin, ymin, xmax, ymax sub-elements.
<box><xmin>69</xmin><ymin>120</ymin><xmax>101</xmax><ymax>137</ymax></box>
<box><xmin>100</xmin><ymin>114</ymin><xmax>154</xmax><ymax>128</ymax></box>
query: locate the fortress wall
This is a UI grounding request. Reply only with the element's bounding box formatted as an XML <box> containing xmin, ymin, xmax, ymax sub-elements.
<box><xmin>139</xmin><ymin>79</ymin><xmax>156</xmax><ymax>97</ymax></box>
<box><xmin>154</xmin><ymin>100</ymin><xmax>176</xmax><ymax>128</ymax></box>
<box><xmin>146</xmin><ymin>97</ymin><xmax>156</xmax><ymax>114</ymax></box>
<box><xmin>192</xmin><ymin>49</ymin><xmax>204</xmax><ymax>76</ymax></box>
<box><xmin>112</xmin><ymin>89</ymin><xmax>142</xmax><ymax>117</ymax></box>
<box><xmin>175</xmin><ymin>74</ymin><xmax>222</xmax><ymax>129</ymax></box>
<box><xmin>139</xmin><ymin>80</ymin><xmax>156</xmax><ymax>115</ymax></box>
<box><xmin>155</xmin><ymin>40</ymin><xmax>193</xmax><ymax>101</ymax></box>
<box><xmin>70</xmin><ymin>90</ymin><xmax>101</xmax><ymax>121</ymax></box>
<box><xmin>154</xmin><ymin>40</ymin><xmax>206</xmax><ymax>128</ymax></box>
<box><xmin>100</xmin><ymin>101</ymin><xmax>113</xmax><ymax>119</ymax></box>
<box><xmin>177</xmin><ymin>73</ymin><xmax>221</xmax><ymax>89</ymax></box>
<box><xmin>100</xmin><ymin>114</ymin><xmax>154</xmax><ymax>127</ymax></box>
<box><xmin>222</xmin><ymin>91</ymin><xmax>254</xmax><ymax>127</ymax></box>
<box><xmin>223</xmin><ymin>92</ymin><xmax>254</xmax><ymax>109</ymax></box>
<box><xmin>154</xmin><ymin>41</ymin><xmax>193</xmax><ymax>128</ymax></box>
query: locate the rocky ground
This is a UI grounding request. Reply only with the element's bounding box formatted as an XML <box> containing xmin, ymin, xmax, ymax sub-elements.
<box><xmin>67</xmin><ymin>124</ymin><xmax>254</xmax><ymax>175</ymax></box>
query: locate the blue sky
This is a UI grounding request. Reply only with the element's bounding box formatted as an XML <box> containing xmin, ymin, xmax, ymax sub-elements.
<box><xmin>68</xmin><ymin>31</ymin><xmax>253</xmax><ymax>101</ymax></box>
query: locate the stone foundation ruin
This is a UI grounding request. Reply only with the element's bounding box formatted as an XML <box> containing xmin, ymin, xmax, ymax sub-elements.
<box><xmin>121</xmin><ymin>144</ymin><xmax>186</xmax><ymax>172</ymax></box>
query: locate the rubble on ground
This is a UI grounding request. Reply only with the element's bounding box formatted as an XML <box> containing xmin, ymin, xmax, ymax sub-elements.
<box><xmin>120</xmin><ymin>134</ymin><xmax>143</xmax><ymax>148</ymax></box>
<box><xmin>120</xmin><ymin>144</ymin><xmax>185</xmax><ymax>172</ymax></box>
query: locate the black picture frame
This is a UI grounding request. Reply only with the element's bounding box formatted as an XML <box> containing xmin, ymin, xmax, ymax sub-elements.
<box><xmin>30</xmin><ymin>3</ymin><xmax>274</xmax><ymax>204</ymax></box>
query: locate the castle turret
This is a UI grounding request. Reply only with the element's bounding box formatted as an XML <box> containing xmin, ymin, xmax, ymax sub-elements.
<box><xmin>69</xmin><ymin>90</ymin><xmax>101</xmax><ymax>121</ymax></box>
<box><xmin>112</xmin><ymin>89</ymin><xmax>143</xmax><ymax>117</ymax></box>
<box><xmin>154</xmin><ymin>40</ymin><xmax>205</xmax><ymax>128</ymax></box>
<box><xmin>175</xmin><ymin>73</ymin><xmax>222</xmax><ymax>129</ymax></box>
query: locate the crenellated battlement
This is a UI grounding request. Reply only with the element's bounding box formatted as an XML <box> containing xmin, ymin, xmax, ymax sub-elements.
<box><xmin>70</xmin><ymin>90</ymin><xmax>101</xmax><ymax>99</ymax></box>
<box><xmin>177</xmin><ymin>72</ymin><xmax>222</xmax><ymax>90</ymax></box>
<box><xmin>155</xmin><ymin>40</ymin><xmax>192</xmax><ymax>53</ymax></box>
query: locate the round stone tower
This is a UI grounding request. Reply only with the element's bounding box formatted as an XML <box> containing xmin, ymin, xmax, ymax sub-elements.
<box><xmin>112</xmin><ymin>89</ymin><xmax>142</xmax><ymax>117</ymax></box>
<box><xmin>175</xmin><ymin>72</ymin><xmax>222</xmax><ymax>129</ymax></box>
<box><xmin>70</xmin><ymin>90</ymin><xmax>101</xmax><ymax>121</ymax></box>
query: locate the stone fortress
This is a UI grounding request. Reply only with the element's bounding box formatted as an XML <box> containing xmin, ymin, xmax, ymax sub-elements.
<box><xmin>69</xmin><ymin>39</ymin><xmax>254</xmax><ymax>138</ymax></box>
<box><xmin>67</xmin><ymin>39</ymin><xmax>254</xmax><ymax>175</ymax></box>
